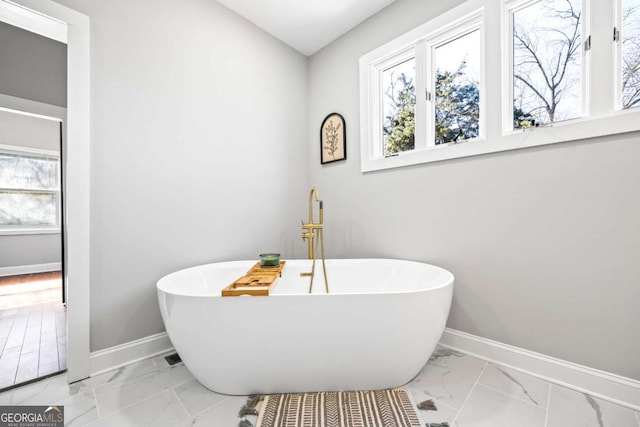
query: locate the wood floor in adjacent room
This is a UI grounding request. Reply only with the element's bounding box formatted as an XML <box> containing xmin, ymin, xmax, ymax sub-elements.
<box><xmin>0</xmin><ymin>271</ymin><xmax>66</xmax><ymax>389</ymax></box>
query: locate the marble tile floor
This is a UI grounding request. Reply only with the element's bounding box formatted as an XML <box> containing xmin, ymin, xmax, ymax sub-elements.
<box><xmin>0</xmin><ymin>346</ymin><xmax>638</xmax><ymax>427</ymax></box>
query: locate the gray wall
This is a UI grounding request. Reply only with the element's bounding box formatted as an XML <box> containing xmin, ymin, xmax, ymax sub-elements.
<box><xmin>0</xmin><ymin>234</ymin><xmax>61</xmax><ymax>269</ymax></box>
<box><xmin>54</xmin><ymin>0</ymin><xmax>309</xmax><ymax>351</ymax></box>
<box><xmin>0</xmin><ymin>110</ymin><xmax>62</xmax><ymax>270</ymax></box>
<box><xmin>308</xmin><ymin>0</ymin><xmax>640</xmax><ymax>380</ymax></box>
<box><xmin>0</xmin><ymin>21</ymin><xmax>67</xmax><ymax>107</ymax></box>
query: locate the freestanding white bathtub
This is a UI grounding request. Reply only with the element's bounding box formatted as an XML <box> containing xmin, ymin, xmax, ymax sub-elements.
<box><xmin>157</xmin><ymin>259</ymin><xmax>453</xmax><ymax>395</ymax></box>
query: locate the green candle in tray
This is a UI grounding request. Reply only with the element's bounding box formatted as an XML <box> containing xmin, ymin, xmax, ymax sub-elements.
<box><xmin>259</xmin><ymin>253</ymin><xmax>280</xmax><ymax>267</ymax></box>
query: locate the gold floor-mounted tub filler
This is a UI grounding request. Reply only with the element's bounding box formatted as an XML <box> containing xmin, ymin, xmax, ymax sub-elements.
<box><xmin>300</xmin><ymin>187</ymin><xmax>329</xmax><ymax>294</ymax></box>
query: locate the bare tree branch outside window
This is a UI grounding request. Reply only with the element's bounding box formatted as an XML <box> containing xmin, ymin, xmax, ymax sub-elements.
<box><xmin>622</xmin><ymin>0</ymin><xmax>640</xmax><ymax>109</ymax></box>
<box><xmin>513</xmin><ymin>0</ymin><xmax>582</xmax><ymax>128</ymax></box>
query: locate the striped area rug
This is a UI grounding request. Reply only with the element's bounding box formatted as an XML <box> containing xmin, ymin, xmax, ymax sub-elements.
<box><xmin>256</xmin><ymin>388</ymin><xmax>422</xmax><ymax>427</ymax></box>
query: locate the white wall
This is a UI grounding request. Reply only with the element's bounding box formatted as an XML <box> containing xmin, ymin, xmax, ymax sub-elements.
<box><xmin>53</xmin><ymin>0</ymin><xmax>309</xmax><ymax>351</ymax></box>
<box><xmin>308</xmin><ymin>0</ymin><xmax>640</xmax><ymax>380</ymax></box>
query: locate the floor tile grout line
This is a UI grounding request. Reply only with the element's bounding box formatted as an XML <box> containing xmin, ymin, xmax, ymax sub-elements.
<box><xmin>479</xmin><ymin>382</ymin><xmax>550</xmax><ymax>410</ymax></box>
<box><xmin>543</xmin><ymin>380</ymin><xmax>552</xmax><ymax>427</ymax></box>
<box><xmin>89</xmin><ymin>365</ymin><xmax>167</xmax><ymax>394</ymax></box>
<box><xmin>171</xmin><ymin>388</ymin><xmax>193</xmax><ymax>419</ymax></box>
<box><xmin>168</xmin><ymin>375</ymin><xmax>196</xmax><ymax>393</ymax></box>
<box><xmin>189</xmin><ymin>395</ymin><xmax>232</xmax><ymax>420</ymax></box>
<box><xmin>94</xmin><ymin>388</ymin><xmax>169</xmax><ymax>420</ymax></box>
<box><xmin>92</xmin><ymin>387</ymin><xmax>101</xmax><ymax>419</ymax></box>
<box><xmin>90</xmin><ymin>369</ymin><xmax>194</xmax><ymax>418</ymax></box>
<box><xmin>451</xmin><ymin>360</ymin><xmax>488</xmax><ymax>425</ymax></box>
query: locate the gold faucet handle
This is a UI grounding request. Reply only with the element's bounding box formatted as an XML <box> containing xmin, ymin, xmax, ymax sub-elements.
<box><xmin>302</xmin><ymin>223</ymin><xmax>322</xmax><ymax>229</ymax></box>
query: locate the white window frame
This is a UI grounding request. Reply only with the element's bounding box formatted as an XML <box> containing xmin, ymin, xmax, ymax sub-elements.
<box><xmin>360</xmin><ymin>0</ymin><xmax>640</xmax><ymax>173</ymax></box>
<box><xmin>424</xmin><ymin>18</ymin><xmax>485</xmax><ymax>148</ymax></box>
<box><xmin>0</xmin><ymin>144</ymin><xmax>61</xmax><ymax>235</ymax></box>
<box><xmin>612</xmin><ymin>0</ymin><xmax>640</xmax><ymax>111</ymax></box>
<box><xmin>614</xmin><ymin>0</ymin><xmax>625</xmax><ymax>111</ymax></box>
<box><xmin>360</xmin><ymin>0</ymin><xmax>486</xmax><ymax>172</ymax></box>
<box><xmin>373</xmin><ymin>47</ymin><xmax>416</xmax><ymax>159</ymax></box>
<box><xmin>502</xmin><ymin>0</ymin><xmax>590</xmax><ymax>132</ymax></box>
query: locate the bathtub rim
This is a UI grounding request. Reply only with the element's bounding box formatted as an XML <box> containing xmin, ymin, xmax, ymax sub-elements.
<box><xmin>157</xmin><ymin>258</ymin><xmax>454</xmax><ymax>297</ymax></box>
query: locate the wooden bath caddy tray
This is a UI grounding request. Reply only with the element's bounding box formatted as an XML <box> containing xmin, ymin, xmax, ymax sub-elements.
<box><xmin>221</xmin><ymin>261</ymin><xmax>286</xmax><ymax>297</ymax></box>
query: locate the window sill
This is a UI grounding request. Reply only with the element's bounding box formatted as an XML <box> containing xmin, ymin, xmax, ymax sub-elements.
<box><xmin>0</xmin><ymin>228</ymin><xmax>61</xmax><ymax>236</ymax></box>
<box><xmin>361</xmin><ymin>109</ymin><xmax>640</xmax><ymax>172</ymax></box>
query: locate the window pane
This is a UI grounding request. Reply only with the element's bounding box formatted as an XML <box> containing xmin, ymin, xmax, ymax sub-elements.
<box><xmin>622</xmin><ymin>0</ymin><xmax>640</xmax><ymax>109</ymax></box>
<box><xmin>513</xmin><ymin>0</ymin><xmax>582</xmax><ymax>128</ymax></box>
<box><xmin>382</xmin><ymin>58</ymin><xmax>416</xmax><ymax>156</ymax></box>
<box><xmin>434</xmin><ymin>30</ymin><xmax>480</xmax><ymax>145</ymax></box>
<box><xmin>0</xmin><ymin>154</ymin><xmax>58</xmax><ymax>190</ymax></box>
<box><xmin>0</xmin><ymin>191</ymin><xmax>57</xmax><ymax>226</ymax></box>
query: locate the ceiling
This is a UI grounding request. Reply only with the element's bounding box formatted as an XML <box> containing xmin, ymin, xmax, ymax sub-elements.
<box><xmin>216</xmin><ymin>0</ymin><xmax>398</xmax><ymax>56</ymax></box>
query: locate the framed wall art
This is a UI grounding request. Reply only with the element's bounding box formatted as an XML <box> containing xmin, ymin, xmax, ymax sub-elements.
<box><xmin>320</xmin><ymin>112</ymin><xmax>346</xmax><ymax>164</ymax></box>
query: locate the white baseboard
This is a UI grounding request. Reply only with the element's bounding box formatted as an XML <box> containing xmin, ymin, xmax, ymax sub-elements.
<box><xmin>0</xmin><ymin>262</ymin><xmax>62</xmax><ymax>277</ymax></box>
<box><xmin>89</xmin><ymin>332</ymin><xmax>174</xmax><ymax>377</ymax></box>
<box><xmin>440</xmin><ymin>328</ymin><xmax>640</xmax><ymax>411</ymax></box>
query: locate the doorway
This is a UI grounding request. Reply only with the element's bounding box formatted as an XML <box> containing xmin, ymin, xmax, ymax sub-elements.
<box><xmin>0</xmin><ymin>0</ymin><xmax>90</xmax><ymax>384</ymax></box>
<box><xmin>0</xmin><ymin>103</ymin><xmax>67</xmax><ymax>389</ymax></box>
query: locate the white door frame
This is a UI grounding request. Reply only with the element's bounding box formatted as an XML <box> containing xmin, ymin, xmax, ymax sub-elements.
<box><xmin>0</xmin><ymin>0</ymin><xmax>91</xmax><ymax>382</ymax></box>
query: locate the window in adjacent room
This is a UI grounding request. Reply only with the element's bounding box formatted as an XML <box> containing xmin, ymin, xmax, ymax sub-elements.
<box><xmin>0</xmin><ymin>151</ymin><xmax>60</xmax><ymax>232</ymax></box>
